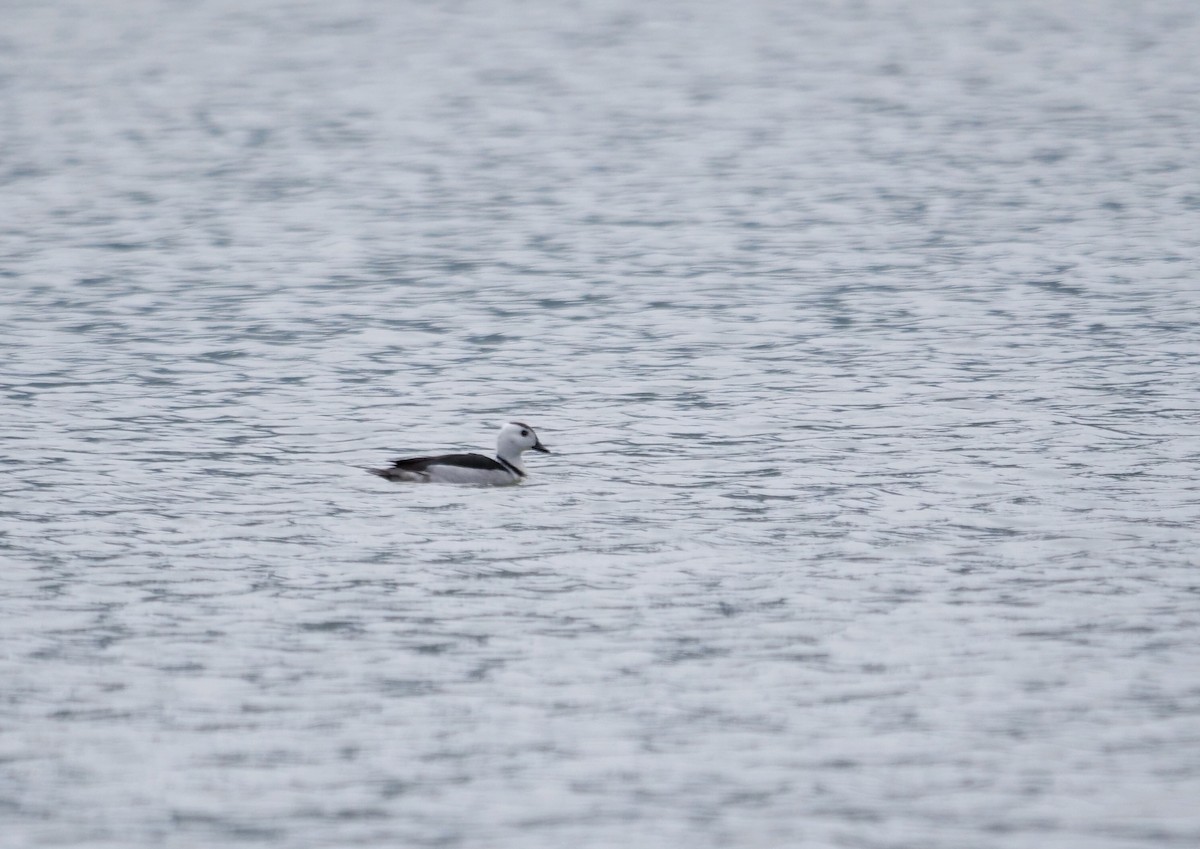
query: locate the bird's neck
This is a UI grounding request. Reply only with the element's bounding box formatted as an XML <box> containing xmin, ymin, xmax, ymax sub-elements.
<box><xmin>495</xmin><ymin>452</ymin><xmax>526</xmax><ymax>476</ymax></box>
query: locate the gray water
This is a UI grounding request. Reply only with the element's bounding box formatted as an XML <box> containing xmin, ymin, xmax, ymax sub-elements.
<box><xmin>3</xmin><ymin>1</ymin><xmax>1200</xmax><ymax>847</ymax></box>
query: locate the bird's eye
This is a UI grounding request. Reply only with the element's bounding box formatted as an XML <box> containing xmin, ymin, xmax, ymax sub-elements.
<box><xmin>520</xmin><ymin>430</ymin><xmax>529</xmax><ymax>437</ymax></box>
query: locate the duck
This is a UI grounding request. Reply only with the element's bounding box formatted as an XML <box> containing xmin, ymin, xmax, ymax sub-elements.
<box><xmin>367</xmin><ymin>422</ymin><xmax>550</xmax><ymax>485</ymax></box>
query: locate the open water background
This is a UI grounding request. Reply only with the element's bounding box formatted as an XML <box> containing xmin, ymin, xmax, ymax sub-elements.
<box><xmin>3</xmin><ymin>1</ymin><xmax>1200</xmax><ymax>847</ymax></box>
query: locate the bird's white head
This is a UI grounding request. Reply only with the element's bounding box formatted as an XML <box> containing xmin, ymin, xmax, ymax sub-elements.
<box><xmin>496</xmin><ymin>421</ymin><xmax>550</xmax><ymax>462</ymax></box>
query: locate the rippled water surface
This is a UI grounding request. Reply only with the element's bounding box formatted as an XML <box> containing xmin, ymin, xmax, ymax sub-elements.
<box><xmin>4</xmin><ymin>1</ymin><xmax>1200</xmax><ymax>847</ymax></box>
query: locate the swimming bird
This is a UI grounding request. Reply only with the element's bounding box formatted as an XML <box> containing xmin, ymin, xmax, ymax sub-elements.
<box><xmin>367</xmin><ymin>422</ymin><xmax>550</xmax><ymax>485</ymax></box>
